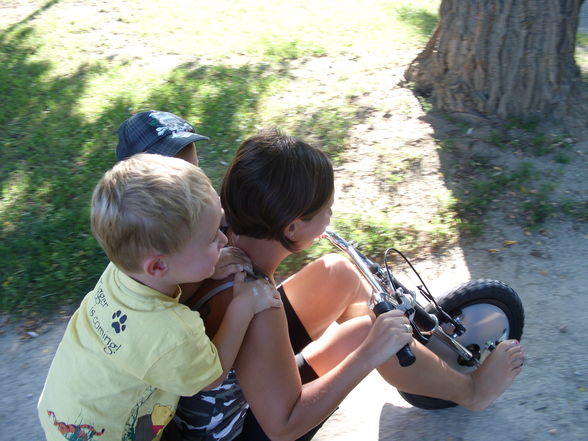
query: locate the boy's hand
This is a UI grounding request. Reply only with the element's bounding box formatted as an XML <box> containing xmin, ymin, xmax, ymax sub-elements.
<box><xmin>232</xmin><ymin>272</ymin><xmax>282</xmax><ymax>315</ymax></box>
<box><xmin>211</xmin><ymin>247</ymin><xmax>253</xmax><ymax>280</ymax></box>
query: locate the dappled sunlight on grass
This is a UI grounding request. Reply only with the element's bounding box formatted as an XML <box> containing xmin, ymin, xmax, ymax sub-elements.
<box><xmin>0</xmin><ymin>54</ymin><xmax>283</xmax><ymax>313</ymax></box>
<box><xmin>4</xmin><ymin>0</ymin><xmax>585</xmax><ymax>315</ymax></box>
<box><xmin>142</xmin><ymin>63</ymin><xmax>283</xmax><ymax>184</ymax></box>
<box><xmin>1</xmin><ymin>0</ymin><xmax>446</xmax><ymax>314</ymax></box>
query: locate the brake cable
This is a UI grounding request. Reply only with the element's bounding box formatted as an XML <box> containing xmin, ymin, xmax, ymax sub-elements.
<box><xmin>383</xmin><ymin>248</ymin><xmax>461</xmax><ymax>328</ymax></box>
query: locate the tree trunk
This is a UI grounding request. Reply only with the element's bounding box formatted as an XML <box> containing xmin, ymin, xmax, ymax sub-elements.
<box><xmin>405</xmin><ymin>0</ymin><xmax>587</xmax><ymax>125</ymax></box>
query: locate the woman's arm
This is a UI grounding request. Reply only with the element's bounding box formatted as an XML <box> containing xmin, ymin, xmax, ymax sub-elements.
<box><xmin>234</xmin><ymin>305</ymin><xmax>408</xmax><ymax>441</ymax></box>
<box><xmin>197</xmin><ymin>275</ymin><xmax>281</xmax><ymax>390</ymax></box>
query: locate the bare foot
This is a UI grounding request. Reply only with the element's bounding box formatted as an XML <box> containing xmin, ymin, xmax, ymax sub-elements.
<box><xmin>463</xmin><ymin>340</ymin><xmax>524</xmax><ymax>411</ymax></box>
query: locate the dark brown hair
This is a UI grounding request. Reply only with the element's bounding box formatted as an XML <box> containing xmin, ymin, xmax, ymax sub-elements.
<box><xmin>221</xmin><ymin>129</ymin><xmax>334</xmax><ymax>251</ymax></box>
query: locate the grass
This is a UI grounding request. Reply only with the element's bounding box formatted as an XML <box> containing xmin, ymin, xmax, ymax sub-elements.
<box><xmin>418</xmin><ymin>30</ymin><xmax>588</xmax><ymax>235</ymax></box>
<box><xmin>2</xmin><ymin>1</ymin><xmax>586</xmax><ymax>316</ymax></box>
<box><xmin>373</xmin><ymin>145</ymin><xmax>424</xmax><ymax>189</ymax></box>
<box><xmin>0</xmin><ymin>0</ymin><xmax>441</xmax><ymax>315</ymax></box>
<box><xmin>578</xmin><ymin>32</ymin><xmax>588</xmax><ymax>83</ymax></box>
<box><xmin>278</xmin><ymin>196</ymin><xmax>460</xmax><ymax>283</ymax></box>
<box><xmin>441</xmin><ymin>98</ymin><xmax>584</xmax><ymax>234</ymax></box>
<box><xmin>446</xmin><ymin>136</ymin><xmax>582</xmax><ymax>233</ymax></box>
<box><xmin>449</xmin><ymin>158</ymin><xmax>536</xmax><ymax>233</ymax></box>
<box><xmin>273</xmin><ymin>106</ymin><xmax>357</xmax><ymax>164</ymax></box>
<box><xmin>388</xmin><ymin>4</ymin><xmax>439</xmax><ymax>41</ymax></box>
<box><xmin>278</xmin><ymin>214</ymin><xmax>421</xmax><ymax>282</ymax></box>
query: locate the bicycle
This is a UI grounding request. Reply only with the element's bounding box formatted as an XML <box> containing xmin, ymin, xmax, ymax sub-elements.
<box><xmin>321</xmin><ymin>228</ymin><xmax>525</xmax><ymax>409</ymax></box>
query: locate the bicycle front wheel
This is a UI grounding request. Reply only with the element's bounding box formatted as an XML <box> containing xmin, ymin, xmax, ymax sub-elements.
<box><xmin>398</xmin><ymin>279</ymin><xmax>524</xmax><ymax>409</ymax></box>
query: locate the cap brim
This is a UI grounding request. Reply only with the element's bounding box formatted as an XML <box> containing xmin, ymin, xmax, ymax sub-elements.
<box><xmin>147</xmin><ymin>132</ymin><xmax>210</xmax><ymax>157</ymax></box>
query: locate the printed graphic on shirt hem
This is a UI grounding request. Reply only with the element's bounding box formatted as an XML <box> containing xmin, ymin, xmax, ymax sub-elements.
<box><xmin>46</xmin><ymin>410</ymin><xmax>105</xmax><ymax>440</ymax></box>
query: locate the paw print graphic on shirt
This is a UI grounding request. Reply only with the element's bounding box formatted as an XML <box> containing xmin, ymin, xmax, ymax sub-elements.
<box><xmin>111</xmin><ymin>310</ymin><xmax>128</xmax><ymax>333</ymax></box>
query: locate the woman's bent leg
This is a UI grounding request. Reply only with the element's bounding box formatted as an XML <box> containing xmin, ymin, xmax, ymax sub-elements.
<box><xmin>301</xmin><ymin>316</ymin><xmax>373</xmax><ymax>376</ymax></box>
<box><xmin>282</xmin><ymin>254</ymin><xmax>372</xmax><ymax>340</ymax></box>
<box><xmin>377</xmin><ymin>339</ymin><xmax>523</xmax><ymax>411</ymax></box>
<box><xmin>302</xmin><ymin>316</ymin><xmax>524</xmax><ymax>411</ymax></box>
<box><xmin>285</xmin><ymin>254</ymin><xmax>524</xmax><ymax>411</ymax></box>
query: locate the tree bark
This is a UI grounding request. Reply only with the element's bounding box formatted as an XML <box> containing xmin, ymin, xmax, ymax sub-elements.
<box><xmin>405</xmin><ymin>0</ymin><xmax>587</xmax><ymax>125</ymax></box>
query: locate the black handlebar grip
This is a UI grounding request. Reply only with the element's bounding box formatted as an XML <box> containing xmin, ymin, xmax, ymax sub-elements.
<box><xmin>373</xmin><ymin>300</ymin><xmax>416</xmax><ymax>367</ymax></box>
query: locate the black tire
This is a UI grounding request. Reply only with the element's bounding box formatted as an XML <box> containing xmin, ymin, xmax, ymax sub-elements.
<box><xmin>398</xmin><ymin>279</ymin><xmax>524</xmax><ymax>410</ymax></box>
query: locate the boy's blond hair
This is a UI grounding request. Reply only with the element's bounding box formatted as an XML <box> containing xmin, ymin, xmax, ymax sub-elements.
<box><xmin>91</xmin><ymin>153</ymin><xmax>216</xmax><ymax>273</ymax></box>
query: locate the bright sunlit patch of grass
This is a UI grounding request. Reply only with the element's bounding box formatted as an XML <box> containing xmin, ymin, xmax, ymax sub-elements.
<box><xmin>1</xmin><ymin>170</ymin><xmax>29</xmax><ymax>221</ymax></box>
<box><xmin>577</xmin><ymin>33</ymin><xmax>588</xmax><ymax>79</ymax></box>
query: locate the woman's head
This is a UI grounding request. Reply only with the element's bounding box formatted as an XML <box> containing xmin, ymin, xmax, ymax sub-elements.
<box><xmin>221</xmin><ymin>129</ymin><xmax>334</xmax><ymax>252</ymax></box>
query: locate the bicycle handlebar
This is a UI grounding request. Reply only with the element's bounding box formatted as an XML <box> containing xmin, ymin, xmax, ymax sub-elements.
<box><xmin>372</xmin><ymin>300</ymin><xmax>417</xmax><ymax>367</ymax></box>
<box><xmin>321</xmin><ymin>229</ymin><xmax>416</xmax><ymax>367</ymax></box>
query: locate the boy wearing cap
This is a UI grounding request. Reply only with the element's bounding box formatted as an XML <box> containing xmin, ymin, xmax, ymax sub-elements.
<box><xmin>38</xmin><ymin>154</ymin><xmax>281</xmax><ymax>441</ymax></box>
<box><xmin>116</xmin><ymin>110</ymin><xmax>209</xmax><ymax>165</ymax></box>
<box><xmin>115</xmin><ymin>109</ymin><xmax>247</xmax><ymax>303</ymax></box>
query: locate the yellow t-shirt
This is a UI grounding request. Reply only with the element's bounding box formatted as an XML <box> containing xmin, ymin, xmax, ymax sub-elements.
<box><xmin>38</xmin><ymin>263</ymin><xmax>222</xmax><ymax>441</ymax></box>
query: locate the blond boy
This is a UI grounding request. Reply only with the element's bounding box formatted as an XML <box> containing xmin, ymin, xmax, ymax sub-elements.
<box><xmin>38</xmin><ymin>154</ymin><xmax>280</xmax><ymax>441</ymax></box>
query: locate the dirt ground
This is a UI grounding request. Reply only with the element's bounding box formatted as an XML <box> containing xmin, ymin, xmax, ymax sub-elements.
<box><xmin>314</xmin><ymin>215</ymin><xmax>588</xmax><ymax>441</ymax></box>
<box><xmin>4</xmin><ymin>212</ymin><xmax>587</xmax><ymax>441</ymax></box>
<box><xmin>4</xmin><ymin>170</ymin><xmax>587</xmax><ymax>441</ymax></box>
<box><xmin>2</xmin><ymin>6</ymin><xmax>588</xmax><ymax>441</ymax></box>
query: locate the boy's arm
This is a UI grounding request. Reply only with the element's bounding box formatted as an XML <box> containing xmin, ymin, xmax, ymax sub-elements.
<box><xmin>210</xmin><ymin>246</ymin><xmax>252</xmax><ymax>280</ymax></box>
<box><xmin>203</xmin><ymin>292</ymin><xmax>253</xmax><ymax>389</ymax></box>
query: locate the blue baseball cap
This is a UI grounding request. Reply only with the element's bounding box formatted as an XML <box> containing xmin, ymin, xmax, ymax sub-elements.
<box><xmin>116</xmin><ymin>110</ymin><xmax>210</xmax><ymax>161</ymax></box>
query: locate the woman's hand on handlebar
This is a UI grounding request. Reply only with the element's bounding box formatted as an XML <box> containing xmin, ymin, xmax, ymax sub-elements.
<box><xmin>361</xmin><ymin>310</ymin><xmax>414</xmax><ymax>367</ymax></box>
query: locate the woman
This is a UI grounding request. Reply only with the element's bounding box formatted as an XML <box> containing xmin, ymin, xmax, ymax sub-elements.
<box><xmin>169</xmin><ymin>129</ymin><xmax>524</xmax><ymax>441</ymax></box>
